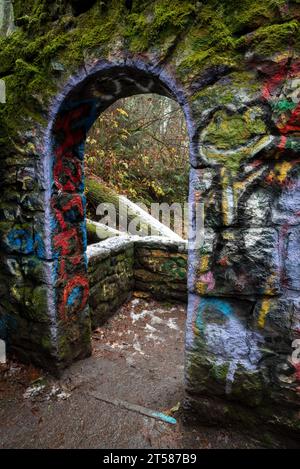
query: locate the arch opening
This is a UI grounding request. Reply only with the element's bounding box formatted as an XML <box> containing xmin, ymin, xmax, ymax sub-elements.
<box><xmin>47</xmin><ymin>62</ymin><xmax>192</xmax><ymax>369</ymax></box>
<box><xmin>84</xmin><ymin>92</ymin><xmax>189</xmax><ymax>240</ymax></box>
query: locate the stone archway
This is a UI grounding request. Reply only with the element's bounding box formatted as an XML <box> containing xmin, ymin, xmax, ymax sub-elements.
<box><xmin>44</xmin><ymin>60</ymin><xmax>193</xmax><ymax>370</ymax></box>
<box><xmin>1</xmin><ymin>0</ymin><xmax>300</xmax><ymax>436</ymax></box>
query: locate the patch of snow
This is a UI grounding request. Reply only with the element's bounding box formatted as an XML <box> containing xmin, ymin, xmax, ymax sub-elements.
<box><xmin>150</xmin><ymin>315</ymin><xmax>163</xmax><ymax>325</ymax></box>
<box><xmin>130</xmin><ymin>309</ymin><xmax>150</xmax><ymax>323</ymax></box>
<box><xmin>133</xmin><ymin>335</ymin><xmax>145</xmax><ymax>355</ymax></box>
<box><xmin>47</xmin><ymin>385</ymin><xmax>71</xmax><ymax>400</ymax></box>
<box><xmin>167</xmin><ymin>318</ymin><xmax>179</xmax><ymax>330</ymax></box>
<box><xmin>23</xmin><ymin>383</ymin><xmax>46</xmax><ymax>399</ymax></box>
<box><xmin>145</xmin><ymin>324</ymin><xmax>157</xmax><ymax>333</ymax></box>
<box><xmin>131</xmin><ymin>299</ymin><xmax>140</xmax><ymax>306</ymax></box>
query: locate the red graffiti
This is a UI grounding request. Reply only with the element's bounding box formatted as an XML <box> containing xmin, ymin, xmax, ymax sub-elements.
<box><xmin>51</xmin><ymin>103</ymin><xmax>93</xmax><ymax>321</ymax></box>
<box><xmin>278</xmin><ymin>136</ymin><xmax>287</xmax><ymax>150</ymax></box>
<box><xmin>278</xmin><ymin>102</ymin><xmax>300</xmax><ymax>134</ymax></box>
<box><xmin>54</xmin><ymin>104</ymin><xmax>90</xmax><ymax>159</ymax></box>
<box><xmin>295</xmin><ymin>362</ymin><xmax>300</xmax><ymax>381</ymax></box>
<box><xmin>60</xmin><ymin>275</ymin><xmax>89</xmax><ymax>321</ymax></box>
<box><xmin>262</xmin><ymin>58</ymin><xmax>300</xmax><ymax>142</ymax></box>
<box><xmin>52</xmin><ymin>194</ymin><xmax>84</xmax><ymax>230</ymax></box>
<box><xmin>53</xmin><ymin>227</ymin><xmax>82</xmax><ymax>256</ymax></box>
<box><xmin>53</xmin><ymin>103</ymin><xmax>92</xmax><ymax>192</ymax></box>
<box><xmin>57</xmin><ymin>255</ymin><xmax>87</xmax><ymax>283</ymax></box>
<box><xmin>53</xmin><ymin>154</ymin><xmax>82</xmax><ymax>192</ymax></box>
<box><xmin>218</xmin><ymin>256</ymin><xmax>229</xmax><ymax>267</ymax></box>
<box><xmin>293</xmin><ymin>362</ymin><xmax>300</xmax><ymax>394</ymax></box>
<box><xmin>262</xmin><ymin>67</ymin><xmax>288</xmax><ymax>100</ymax></box>
<box><xmin>262</xmin><ymin>58</ymin><xmax>300</xmax><ymax>101</ymax></box>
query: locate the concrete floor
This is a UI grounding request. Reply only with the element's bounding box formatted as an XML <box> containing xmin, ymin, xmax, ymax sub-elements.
<box><xmin>0</xmin><ymin>297</ymin><xmax>296</xmax><ymax>449</ymax></box>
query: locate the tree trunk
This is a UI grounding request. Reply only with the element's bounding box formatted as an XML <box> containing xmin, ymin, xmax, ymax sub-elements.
<box><xmin>85</xmin><ymin>175</ymin><xmax>183</xmax><ymax>241</ymax></box>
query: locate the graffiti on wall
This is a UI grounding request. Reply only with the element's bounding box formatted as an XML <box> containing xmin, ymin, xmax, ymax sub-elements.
<box><xmin>50</xmin><ymin>69</ymin><xmax>168</xmax><ymax>323</ymax></box>
<box><xmin>190</xmin><ymin>53</ymin><xmax>300</xmax><ymax>397</ymax></box>
<box><xmin>194</xmin><ymin>297</ymin><xmax>263</xmax><ymax>394</ymax></box>
<box><xmin>51</xmin><ymin>100</ymin><xmax>97</xmax><ymax>321</ymax></box>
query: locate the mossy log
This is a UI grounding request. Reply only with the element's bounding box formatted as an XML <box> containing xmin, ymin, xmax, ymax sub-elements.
<box><xmin>86</xmin><ymin>218</ymin><xmax>125</xmax><ymax>244</ymax></box>
<box><xmin>85</xmin><ymin>176</ymin><xmax>183</xmax><ymax>240</ymax></box>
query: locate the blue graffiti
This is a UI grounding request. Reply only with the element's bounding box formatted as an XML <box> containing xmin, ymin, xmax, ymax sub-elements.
<box><xmin>196</xmin><ymin>298</ymin><xmax>233</xmax><ymax>331</ymax></box>
<box><xmin>7</xmin><ymin>229</ymin><xmax>34</xmax><ymax>254</ymax></box>
<box><xmin>67</xmin><ymin>286</ymin><xmax>82</xmax><ymax>306</ymax></box>
<box><xmin>7</xmin><ymin>229</ymin><xmax>45</xmax><ymax>258</ymax></box>
<box><xmin>152</xmin><ymin>412</ymin><xmax>177</xmax><ymax>425</ymax></box>
<box><xmin>81</xmin><ymin>221</ymin><xmax>87</xmax><ymax>251</ymax></box>
<box><xmin>35</xmin><ymin>232</ymin><xmax>45</xmax><ymax>258</ymax></box>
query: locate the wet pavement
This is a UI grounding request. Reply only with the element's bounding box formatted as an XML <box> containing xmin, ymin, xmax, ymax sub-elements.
<box><xmin>0</xmin><ymin>297</ymin><xmax>296</xmax><ymax>448</ymax></box>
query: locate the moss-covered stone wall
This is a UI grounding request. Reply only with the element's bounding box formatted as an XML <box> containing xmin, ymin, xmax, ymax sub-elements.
<box><xmin>134</xmin><ymin>237</ymin><xmax>187</xmax><ymax>302</ymax></box>
<box><xmin>87</xmin><ymin>236</ymin><xmax>187</xmax><ymax>328</ymax></box>
<box><xmin>0</xmin><ymin>0</ymin><xmax>300</xmax><ymax>433</ymax></box>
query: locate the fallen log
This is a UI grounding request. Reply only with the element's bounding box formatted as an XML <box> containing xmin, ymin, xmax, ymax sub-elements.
<box><xmin>86</xmin><ymin>176</ymin><xmax>183</xmax><ymax>241</ymax></box>
<box><xmin>86</xmin><ymin>218</ymin><xmax>126</xmax><ymax>244</ymax></box>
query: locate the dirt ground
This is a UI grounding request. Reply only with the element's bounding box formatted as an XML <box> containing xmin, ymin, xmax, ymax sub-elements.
<box><xmin>0</xmin><ymin>297</ymin><xmax>298</xmax><ymax>449</ymax></box>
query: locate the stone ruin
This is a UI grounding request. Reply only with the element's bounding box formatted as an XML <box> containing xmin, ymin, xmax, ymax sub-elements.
<box><xmin>0</xmin><ymin>0</ymin><xmax>300</xmax><ymax>435</ymax></box>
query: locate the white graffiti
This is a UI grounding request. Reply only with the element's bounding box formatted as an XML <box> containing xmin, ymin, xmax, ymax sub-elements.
<box><xmin>93</xmin><ymin>75</ymin><xmax>155</xmax><ymax>103</ymax></box>
<box><xmin>0</xmin><ymin>0</ymin><xmax>16</xmax><ymax>37</ymax></box>
<box><xmin>0</xmin><ymin>338</ymin><xmax>6</xmax><ymax>364</ymax></box>
<box><xmin>291</xmin><ymin>339</ymin><xmax>300</xmax><ymax>365</ymax></box>
<box><xmin>0</xmin><ymin>79</ymin><xmax>6</xmax><ymax>103</ymax></box>
<box><xmin>204</xmin><ymin>316</ymin><xmax>263</xmax><ymax>394</ymax></box>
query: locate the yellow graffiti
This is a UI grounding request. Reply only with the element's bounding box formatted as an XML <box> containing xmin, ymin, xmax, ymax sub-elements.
<box><xmin>220</xmin><ymin>168</ymin><xmax>233</xmax><ymax>226</ymax></box>
<box><xmin>222</xmin><ymin>231</ymin><xmax>235</xmax><ymax>241</ymax></box>
<box><xmin>199</xmin><ymin>255</ymin><xmax>210</xmax><ymax>273</ymax></box>
<box><xmin>220</xmin><ymin>165</ymin><xmax>267</xmax><ymax>227</ymax></box>
<box><xmin>258</xmin><ymin>298</ymin><xmax>271</xmax><ymax>328</ymax></box>
<box><xmin>195</xmin><ymin>281</ymin><xmax>207</xmax><ymax>295</ymax></box>
<box><xmin>264</xmin><ymin>273</ymin><xmax>278</xmax><ymax>296</ymax></box>
<box><xmin>274</xmin><ymin>161</ymin><xmax>293</xmax><ymax>184</ymax></box>
<box><xmin>273</xmin><ymin>51</ymin><xmax>291</xmax><ymax>63</ymax></box>
<box><xmin>233</xmin><ymin>166</ymin><xmax>265</xmax><ymax>193</ymax></box>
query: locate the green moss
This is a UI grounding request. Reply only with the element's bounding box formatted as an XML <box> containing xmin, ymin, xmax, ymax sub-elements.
<box><xmin>203</xmin><ymin>108</ymin><xmax>266</xmax><ymax>150</ymax></box>
<box><xmin>176</xmin><ymin>1</ymin><xmax>300</xmax><ymax>75</ymax></box>
<box><xmin>0</xmin><ymin>2</ymin><xmax>124</xmax><ymax>140</ymax></box>
<box><xmin>161</xmin><ymin>258</ymin><xmax>187</xmax><ymax>280</ymax></box>
<box><xmin>0</xmin><ymin>0</ymin><xmax>298</xmax><ymax>141</ymax></box>
<box><xmin>177</xmin><ymin>6</ymin><xmax>239</xmax><ymax>74</ymax></box>
<box><xmin>86</xmin><ymin>220</ymin><xmax>98</xmax><ymax>243</ymax></box>
<box><xmin>57</xmin><ymin>332</ymin><xmax>70</xmax><ymax>361</ymax></box>
<box><xmin>125</xmin><ymin>0</ymin><xmax>196</xmax><ymax>51</ymax></box>
<box><xmin>0</xmin><ymin>0</ymin><xmax>298</xmax><ymax>173</ymax></box>
<box><xmin>199</xmin><ymin>107</ymin><xmax>268</xmax><ymax>173</ymax></box>
<box><xmin>180</xmin><ymin>48</ymin><xmax>238</xmax><ymax>73</ymax></box>
<box><xmin>191</xmin><ymin>71</ymin><xmax>260</xmax><ymax>104</ymax></box>
<box><xmin>237</xmin><ymin>20</ymin><xmax>300</xmax><ymax>55</ymax></box>
<box><xmin>21</xmin><ymin>285</ymin><xmax>49</xmax><ymax>322</ymax></box>
<box><xmin>210</xmin><ymin>362</ymin><xmax>230</xmax><ymax>382</ymax></box>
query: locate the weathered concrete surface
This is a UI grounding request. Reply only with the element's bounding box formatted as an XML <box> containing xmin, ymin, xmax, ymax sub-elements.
<box><xmin>0</xmin><ymin>298</ymin><xmax>297</xmax><ymax>449</ymax></box>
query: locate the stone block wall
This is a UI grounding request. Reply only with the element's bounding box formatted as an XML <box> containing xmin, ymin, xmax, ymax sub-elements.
<box><xmin>88</xmin><ymin>238</ymin><xmax>135</xmax><ymax>328</ymax></box>
<box><xmin>87</xmin><ymin>236</ymin><xmax>188</xmax><ymax>328</ymax></box>
<box><xmin>134</xmin><ymin>237</ymin><xmax>187</xmax><ymax>302</ymax></box>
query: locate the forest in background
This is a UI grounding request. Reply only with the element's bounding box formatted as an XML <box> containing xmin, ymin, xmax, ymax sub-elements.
<box><xmin>84</xmin><ymin>93</ymin><xmax>189</xmax><ymax>218</ymax></box>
